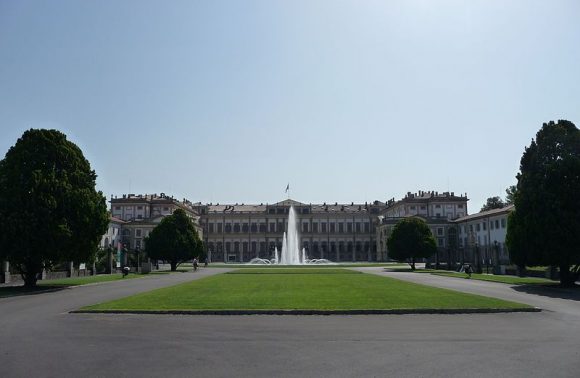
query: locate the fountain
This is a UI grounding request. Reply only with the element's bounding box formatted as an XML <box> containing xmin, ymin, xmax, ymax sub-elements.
<box><xmin>248</xmin><ymin>205</ymin><xmax>334</xmax><ymax>265</ymax></box>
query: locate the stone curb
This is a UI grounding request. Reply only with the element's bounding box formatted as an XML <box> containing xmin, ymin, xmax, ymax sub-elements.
<box><xmin>70</xmin><ymin>307</ymin><xmax>541</xmax><ymax>316</ymax></box>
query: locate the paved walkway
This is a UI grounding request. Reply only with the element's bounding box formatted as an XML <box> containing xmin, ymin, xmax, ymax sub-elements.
<box><xmin>1</xmin><ymin>266</ymin><xmax>579</xmax><ymax>377</ymax></box>
<box><xmin>0</xmin><ymin>267</ymin><xmax>232</xmax><ymax>329</ymax></box>
<box><xmin>353</xmin><ymin>267</ymin><xmax>580</xmax><ymax>317</ymax></box>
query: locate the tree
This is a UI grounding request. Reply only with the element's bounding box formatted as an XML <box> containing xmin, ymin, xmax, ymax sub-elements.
<box><xmin>505</xmin><ymin>185</ymin><xmax>517</xmax><ymax>205</ymax></box>
<box><xmin>480</xmin><ymin>196</ymin><xmax>505</xmax><ymax>212</ymax></box>
<box><xmin>387</xmin><ymin>217</ymin><xmax>437</xmax><ymax>270</ymax></box>
<box><xmin>0</xmin><ymin>129</ymin><xmax>108</xmax><ymax>287</ymax></box>
<box><xmin>506</xmin><ymin>120</ymin><xmax>580</xmax><ymax>287</ymax></box>
<box><xmin>144</xmin><ymin>209</ymin><xmax>203</xmax><ymax>271</ymax></box>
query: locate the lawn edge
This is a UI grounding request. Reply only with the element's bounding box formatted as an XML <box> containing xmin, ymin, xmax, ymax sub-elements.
<box><xmin>70</xmin><ymin>307</ymin><xmax>541</xmax><ymax>315</ymax></box>
<box><xmin>428</xmin><ymin>272</ymin><xmax>556</xmax><ymax>285</ymax></box>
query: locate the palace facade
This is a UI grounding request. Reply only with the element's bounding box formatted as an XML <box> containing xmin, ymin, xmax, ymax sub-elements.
<box><xmin>375</xmin><ymin>191</ymin><xmax>469</xmax><ymax>261</ymax></box>
<box><xmin>109</xmin><ymin>193</ymin><xmax>202</xmax><ymax>252</ymax></box>
<box><xmin>192</xmin><ymin>199</ymin><xmax>387</xmax><ymax>263</ymax></box>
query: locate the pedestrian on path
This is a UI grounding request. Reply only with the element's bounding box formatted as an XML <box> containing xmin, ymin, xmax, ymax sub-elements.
<box><xmin>464</xmin><ymin>264</ymin><xmax>472</xmax><ymax>278</ymax></box>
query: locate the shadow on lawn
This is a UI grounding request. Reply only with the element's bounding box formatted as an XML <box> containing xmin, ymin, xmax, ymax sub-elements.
<box><xmin>0</xmin><ymin>285</ymin><xmax>69</xmax><ymax>298</ymax></box>
<box><xmin>384</xmin><ymin>267</ymin><xmax>429</xmax><ymax>273</ymax></box>
<box><xmin>513</xmin><ymin>283</ymin><xmax>580</xmax><ymax>301</ymax></box>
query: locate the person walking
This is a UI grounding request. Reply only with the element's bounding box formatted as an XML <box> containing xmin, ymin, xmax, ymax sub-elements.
<box><xmin>464</xmin><ymin>263</ymin><xmax>472</xmax><ymax>278</ymax></box>
<box><xmin>193</xmin><ymin>257</ymin><xmax>198</xmax><ymax>272</ymax></box>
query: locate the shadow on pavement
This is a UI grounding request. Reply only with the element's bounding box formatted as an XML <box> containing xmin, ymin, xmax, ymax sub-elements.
<box><xmin>513</xmin><ymin>284</ymin><xmax>580</xmax><ymax>301</ymax></box>
<box><xmin>0</xmin><ymin>285</ymin><xmax>69</xmax><ymax>298</ymax></box>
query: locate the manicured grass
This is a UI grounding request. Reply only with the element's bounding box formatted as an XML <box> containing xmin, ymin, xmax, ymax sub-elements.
<box><xmin>390</xmin><ymin>268</ymin><xmax>557</xmax><ymax>285</ymax></box>
<box><xmin>38</xmin><ymin>273</ymin><xmax>144</xmax><ymax>286</ymax></box>
<box><xmin>430</xmin><ymin>271</ymin><xmax>557</xmax><ymax>285</ymax></box>
<box><xmin>226</xmin><ymin>268</ymin><xmax>361</xmax><ymax>275</ymax></box>
<box><xmin>82</xmin><ymin>268</ymin><xmax>529</xmax><ymax>311</ymax></box>
<box><xmin>206</xmin><ymin>263</ymin><xmax>406</xmax><ymax>269</ymax></box>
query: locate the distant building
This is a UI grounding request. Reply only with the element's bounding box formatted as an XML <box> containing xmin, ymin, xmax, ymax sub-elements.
<box><xmin>192</xmin><ymin>199</ymin><xmax>387</xmax><ymax>263</ymax></box>
<box><xmin>375</xmin><ymin>217</ymin><xmax>459</xmax><ymax>262</ymax></box>
<box><xmin>99</xmin><ymin>216</ymin><xmax>125</xmax><ymax>250</ymax></box>
<box><xmin>454</xmin><ymin>205</ymin><xmax>514</xmax><ymax>268</ymax></box>
<box><xmin>109</xmin><ymin>193</ymin><xmax>202</xmax><ymax>251</ymax></box>
<box><xmin>376</xmin><ymin>191</ymin><xmax>469</xmax><ymax>261</ymax></box>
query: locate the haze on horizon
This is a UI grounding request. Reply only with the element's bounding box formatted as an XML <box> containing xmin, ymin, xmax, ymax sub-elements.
<box><xmin>1</xmin><ymin>0</ymin><xmax>579</xmax><ymax>213</ymax></box>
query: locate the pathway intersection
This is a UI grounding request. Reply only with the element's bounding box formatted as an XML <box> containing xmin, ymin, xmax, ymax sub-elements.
<box><xmin>0</xmin><ymin>266</ymin><xmax>578</xmax><ymax>377</ymax></box>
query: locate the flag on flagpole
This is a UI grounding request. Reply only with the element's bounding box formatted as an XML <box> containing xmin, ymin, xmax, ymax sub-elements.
<box><xmin>285</xmin><ymin>183</ymin><xmax>289</xmax><ymax>193</ymax></box>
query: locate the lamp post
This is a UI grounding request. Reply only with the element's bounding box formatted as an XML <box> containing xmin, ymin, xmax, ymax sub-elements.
<box><xmin>475</xmin><ymin>242</ymin><xmax>482</xmax><ymax>274</ymax></box>
<box><xmin>493</xmin><ymin>240</ymin><xmax>500</xmax><ymax>275</ymax></box>
<box><xmin>485</xmin><ymin>246</ymin><xmax>490</xmax><ymax>274</ymax></box>
<box><xmin>136</xmin><ymin>246</ymin><xmax>141</xmax><ymax>273</ymax></box>
<box><xmin>109</xmin><ymin>243</ymin><xmax>113</xmax><ymax>274</ymax></box>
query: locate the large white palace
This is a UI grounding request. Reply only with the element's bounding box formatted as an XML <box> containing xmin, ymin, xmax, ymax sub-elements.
<box><xmin>1</xmin><ymin>190</ymin><xmax>516</xmax><ymax>283</ymax></box>
<box><xmin>105</xmin><ymin>191</ymin><xmax>477</xmax><ymax>263</ymax></box>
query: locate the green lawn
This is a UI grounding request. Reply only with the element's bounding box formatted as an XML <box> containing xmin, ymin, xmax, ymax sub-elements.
<box><xmin>430</xmin><ymin>271</ymin><xmax>557</xmax><ymax>285</ymax></box>
<box><xmin>82</xmin><ymin>268</ymin><xmax>529</xmax><ymax>311</ymax></box>
<box><xmin>206</xmin><ymin>263</ymin><xmax>406</xmax><ymax>269</ymax></box>
<box><xmin>389</xmin><ymin>268</ymin><xmax>557</xmax><ymax>285</ymax></box>
<box><xmin>38</xmin><ymin>273</ymin><xmax>144</xmax><ymax>286</ymax></box>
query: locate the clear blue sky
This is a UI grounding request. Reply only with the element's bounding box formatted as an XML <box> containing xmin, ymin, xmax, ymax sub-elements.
<box><xmin>1</xmin><ymin>0</ymin><xmax>579</xmax><ymax>212</ymax></box>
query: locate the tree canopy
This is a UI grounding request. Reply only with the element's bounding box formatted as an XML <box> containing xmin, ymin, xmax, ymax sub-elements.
<box><xmin>145</xmin><ymin>209</ymin><xmax>203</xmax><ymax>271</ymax></box>
<box><xmin>506</xmin><ymin>120</ymin><xmax>580</xmax><ymax>286</ymax></box>
<box><xmin>0</xmin><ymin>129</ymin><xmax>109</xmax><ymax>287</ymax></box>
<box><xmin>480</xmin><ymin>196</ymin><xmax>506</xmax><ymax>212</ymax></box>
<box><xmin>387</xmin><ymin>217</ymin><xmax>437</xmax><ymax>270</ymax></box>
<box><xmin>504</xmin><ymin>185</ymin><xmax>517</xmax><ymax>206</ymax></box>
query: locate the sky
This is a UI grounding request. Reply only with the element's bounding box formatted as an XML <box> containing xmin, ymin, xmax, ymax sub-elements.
<box><xmin>1</xmin><ymin>0</ymin><xmax>579</xmax><ymax>213</ymax></box>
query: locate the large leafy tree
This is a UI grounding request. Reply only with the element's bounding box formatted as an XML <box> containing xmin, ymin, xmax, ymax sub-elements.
<box><xmin>145</xmin><ymin>209</ymin><xmax>203</xmax><ymax>271</ymax></box>
<box><xmin>505</xmin><ymin>185</ymin><xmax>517</xmax><ymax>205</ymax></box>
<box><xmin>0</xmin><ymin>129</ymin><xmax>108</xmax><ymax>287</ymax></box>
<box><xmin>480</xmin><ymin>196</ymin><xmax>505</xmax><ymax>212</ymax></box>
<box><xmin>387</xmin><ymin>217</ymin><xmax>437</xmax><ymax>270</ymax></box>
<box><xmin>506</xmin><ymin>120</ymin><xmax>580</xmax><ymax>286</ymax></box>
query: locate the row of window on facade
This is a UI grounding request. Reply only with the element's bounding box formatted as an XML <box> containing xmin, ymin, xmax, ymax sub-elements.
<box><xmin>206</xmin><ymin>240</ymin><xmax>372</xmax><ymax>253</ymax></box>
<box><xmin>114</xmin><ymin>206</ymin><xmax>171</xmax><ymax>211</ymax></box>
<box><xmin>462</xmin><ymin>218</ymin><xmax>507</xmax><ymax>233</ymax></box>
<box><xmin>207</xmin><ymin>221</ymin><xmax>371</xmax><ymax>234</ymax></box>
<box><xmin>407</xmin><ymin>204</ymin><xmax>464</xmax><ymax>210</ymax></box>
<box><xmin>113</xmin><ymin>206</ymin><xmax>172</xmax><ymax>220</ymax></box>
<box><xmin>121</xmin><ymin>229</ymin><xmax>148</xmax><ymax>238</ymax></box>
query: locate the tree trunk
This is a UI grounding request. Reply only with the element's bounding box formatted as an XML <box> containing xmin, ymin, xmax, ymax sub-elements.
<box><xmin>21</xmin><ymin>262</ymin><xmax>41</xmax><ymax>288</ymax></box>
<box><xmin>170</xmin><ymin>262</ymin><xmax>178</xmax><ymax>272</ymax></box>
<box><xmin>23</xmin><ymin>273</ymin><xmax>38</xmax><ymax>288</ymax></box>
<box><xmin>447</xmin><ymin>250</ymin><xmax>452</xmax><ymax>271</ymax></box>
<box><xmin>559</xmin><ymin>264</ymin><xmax>576</xmax><ymax>287</ymax></box>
